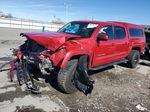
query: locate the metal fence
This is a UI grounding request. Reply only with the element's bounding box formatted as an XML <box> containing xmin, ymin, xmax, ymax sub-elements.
<box><xmin>0</xmin><ymin>17</ymin><xmax>64</xmax><ymax>31</ymax></box>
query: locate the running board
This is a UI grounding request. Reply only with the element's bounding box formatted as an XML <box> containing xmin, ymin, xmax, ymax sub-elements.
<box><xmin>90</xmin><ymin>59</ymin><xmax>128</xmax><ymax>70</ymax></box>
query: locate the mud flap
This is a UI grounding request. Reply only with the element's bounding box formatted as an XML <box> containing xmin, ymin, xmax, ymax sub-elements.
<box><xmin>74</xmin><ymin>55</ymin><xmax>95</xmax><ymax>95</ymax></box>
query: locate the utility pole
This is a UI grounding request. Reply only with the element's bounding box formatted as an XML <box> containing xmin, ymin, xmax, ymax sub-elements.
<box><xmin>92</xmin><ymin>16</ymin><xmax>94</xmax><ymax>21</ymax></box>
<box><xmin>64</xmin><ymin>3</ymin><xmax>71</xmax><ymax>23</ymax></box>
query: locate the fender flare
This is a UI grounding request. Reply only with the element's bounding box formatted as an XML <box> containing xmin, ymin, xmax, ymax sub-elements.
<box><xmin>60</xmin><ymin>50</ymin><xmax>92</xmax><ymax>69</ymax></box>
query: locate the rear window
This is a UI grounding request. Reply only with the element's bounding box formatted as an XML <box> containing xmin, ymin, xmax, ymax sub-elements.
<box><xmin>129</xmin><ymin>28</ymin><xmax>143</xmax><ymax>37</ymax></box>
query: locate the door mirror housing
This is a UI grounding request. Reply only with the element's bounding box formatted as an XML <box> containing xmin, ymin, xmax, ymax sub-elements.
<box><xmin>97</xmin><ymin>34</ymin><xmax>108</xmax><ymax>41</ymax></box>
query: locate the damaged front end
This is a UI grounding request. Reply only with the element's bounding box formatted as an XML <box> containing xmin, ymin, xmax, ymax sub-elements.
<box><xmin>10</xmin><ymin>32</ymin><xmax>94</xmax><ymax>95</ymax></box>
<box><xmin>10</xmin><ymin>35</ymin><xmax>55</xmax><ymax>93</ymax></box>
<box><xmin>20</xmin><ymin>37</ymin><xmax>54</xmax><ymax>74</ymax></box>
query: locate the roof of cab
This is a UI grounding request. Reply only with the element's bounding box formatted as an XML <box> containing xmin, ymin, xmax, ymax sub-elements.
<box><xmin>109</xmin><ymin>21</ymin><xmax>143</xmax><ymax>29</ymax></box>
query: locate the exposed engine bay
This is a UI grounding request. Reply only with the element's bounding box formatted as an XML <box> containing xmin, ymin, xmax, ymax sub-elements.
<box><xmin>20</xmin><ymin>38</ymin><xmax>54</xmax><ymax>74</ymax></box>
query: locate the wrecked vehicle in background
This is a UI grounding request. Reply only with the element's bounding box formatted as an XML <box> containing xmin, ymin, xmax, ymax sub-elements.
<box><xmin>142</xmin><ymin>31</ymin><xmax>150</xmax><ymax>60</ymax></box>
<box><xmin>11</xmin><ymin>21</ymin><xmax>146</xmax><ymax>95</ymax></box>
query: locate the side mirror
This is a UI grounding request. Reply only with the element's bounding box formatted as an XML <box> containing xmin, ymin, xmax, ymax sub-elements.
<box><xmin>97</xmin><ymin>34</ymin><xmax>108</xmax><ymax>41</ymax></box>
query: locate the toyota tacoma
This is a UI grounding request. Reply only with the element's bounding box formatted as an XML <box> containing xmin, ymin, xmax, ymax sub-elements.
<box><xmin>11</xmin><ymin>21</ymin><xmax>146</xmax><ymax>95</ymax></box>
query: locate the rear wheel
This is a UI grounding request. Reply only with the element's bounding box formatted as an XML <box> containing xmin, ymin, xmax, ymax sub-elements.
<box><xmin>57</xmin><ymin>59</ymin><xmax>78</xmax><ymax>93</ymax></box>
<box><xmin>127</xmin><ymin>50</ymin><xmax>140</xmax><ymax>68</ymax></box>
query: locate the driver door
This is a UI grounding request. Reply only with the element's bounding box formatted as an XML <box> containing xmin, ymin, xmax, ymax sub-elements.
<box><xmin>92</xmin><ymin>25</ymin><xmax>116</xmax><ymax>67</ymax></box>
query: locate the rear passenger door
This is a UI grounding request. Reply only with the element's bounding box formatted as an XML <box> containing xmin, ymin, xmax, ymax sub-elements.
<box><xmin>112</xmin><ymin>26</ymin><xmax>129</xmax><ymax>60</ymax></box>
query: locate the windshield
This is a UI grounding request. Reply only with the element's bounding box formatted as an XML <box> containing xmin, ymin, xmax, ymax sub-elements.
<box><xmin>58</xmin><ymin>22</ymin><xmax>99</xmax><ymax>37</ymax></box>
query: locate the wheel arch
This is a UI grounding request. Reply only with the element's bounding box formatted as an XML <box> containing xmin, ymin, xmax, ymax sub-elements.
<box><xmin>132</xmin><ymin>47</ymin><xmax>141</xmax><ymax>52</ymax></box>
<box><xmin>60</xmin><ymin>53</ymin><xmax>90</xmax><ymax>69</ymax></box>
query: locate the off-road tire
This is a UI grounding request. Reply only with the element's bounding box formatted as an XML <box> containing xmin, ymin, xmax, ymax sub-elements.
<box><xmin>57</xmin><ymin>59</ymin><xmax>78</xmax><ymax>93</ymax></box>
<box><xmin>127</xmin><ymin>50</ymin><xmax>140</xmax><ymax>68</ymax></box>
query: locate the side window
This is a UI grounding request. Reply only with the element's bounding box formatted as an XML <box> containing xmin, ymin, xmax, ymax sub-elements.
<box><xmin>99</xmin><ymin>26</ymin><xmax>113</xmax><ymax>40</ymax></box>
<box><xmin>114</xmin><ymin>26</ymin><xmax>126</xmax><ymax>39</ymax></box>
<box><xmin>129</xmin><ymin>28</ymin><xmax>143</xmax><ymax>37</ymax></box>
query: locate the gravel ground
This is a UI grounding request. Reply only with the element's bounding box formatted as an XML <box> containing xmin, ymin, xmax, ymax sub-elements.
<box><xmin>0</xmin><ymin>28</ymin><xmax>150</xmax><ymax>112</ymax></box>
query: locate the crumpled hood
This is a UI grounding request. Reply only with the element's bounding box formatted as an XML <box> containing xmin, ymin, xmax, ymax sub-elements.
<box><xmin>21</xmin><ymin>32</ymin><xmax>80</xmax><ymax>51</ymax></box>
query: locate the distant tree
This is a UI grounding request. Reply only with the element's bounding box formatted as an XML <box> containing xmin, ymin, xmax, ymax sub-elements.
<box><xmin>0</xmin><ymin>11</ymin><xmax>3</xmax><ymax>16</ymax></box>
<box><xmin>0</xmin><ymin>12</ymin><xmax>13</xmax><ymax>18</ymax></box>
<box><xmin>7</xmin><ymin>13</ymin><xmax>13</xmax><ymax>18</ymax></box>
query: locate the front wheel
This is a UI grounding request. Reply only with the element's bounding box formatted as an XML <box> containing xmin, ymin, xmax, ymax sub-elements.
<box><xmin>127</xmin><ymin>50</ymin><xmax>140</xmax><ymax>68</ymax></box>
<box><xmin>57</xmin><ymin>59</ymin><xmax>78</xmax><ymax>93</ymax></box>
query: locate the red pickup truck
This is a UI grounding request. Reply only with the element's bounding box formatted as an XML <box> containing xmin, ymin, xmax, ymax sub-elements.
<box><xmin>12</xmin><ymin>21</ymin><xmax>146</xmax><ymax>95</ymax></box>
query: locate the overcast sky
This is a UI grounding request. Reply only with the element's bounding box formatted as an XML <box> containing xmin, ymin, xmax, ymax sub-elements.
<box><xmin>0</xmin><ymin>0</ymin><xmax>150</xmax><ymax>25</ymax></box>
